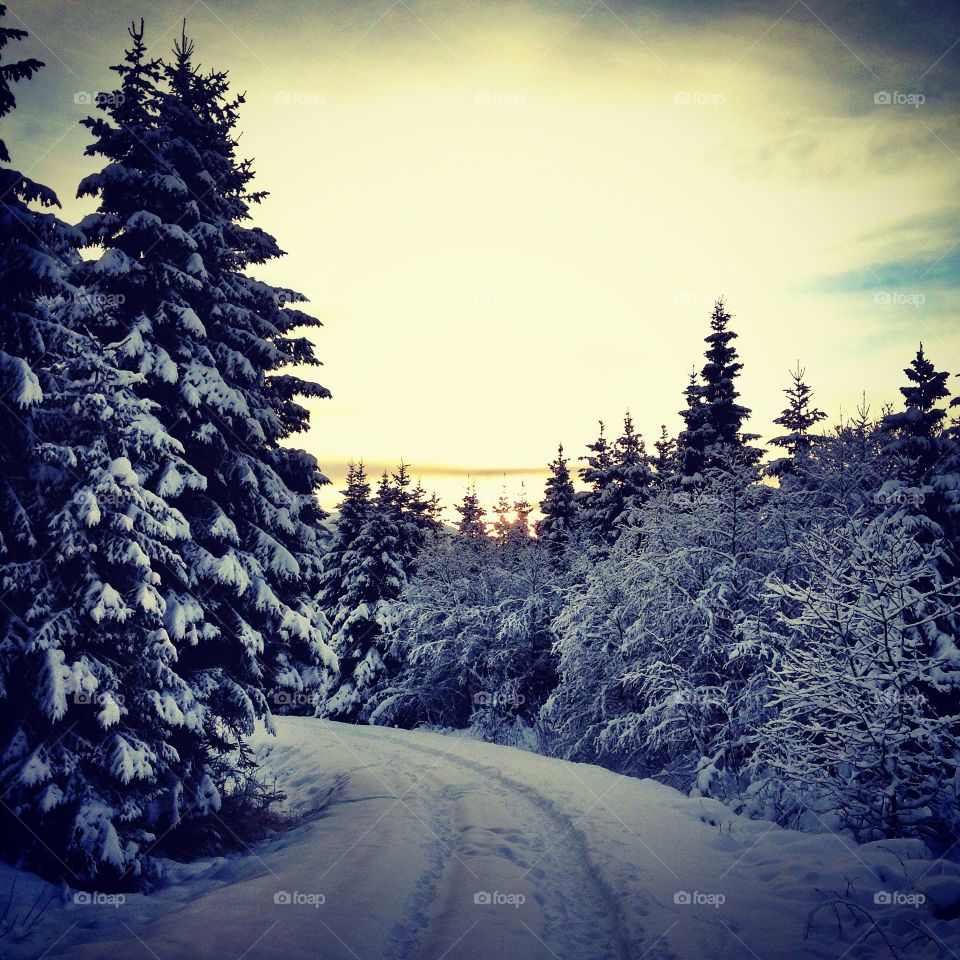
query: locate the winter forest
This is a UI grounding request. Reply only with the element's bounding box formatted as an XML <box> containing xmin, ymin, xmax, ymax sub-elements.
<box><xmin>2</xmin><ymin>2</ymin><xmax>960</xmax><ymax>959</ymax></box>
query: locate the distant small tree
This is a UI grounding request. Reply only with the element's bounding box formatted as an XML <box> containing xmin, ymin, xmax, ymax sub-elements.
<box><xmin>455</xmin><ymin>482</ymin><xmax>487</xmax><ymax>538</ymax></box>
<box><xmin>537</xmin><ymin>444</ymin><xmax>577</xmax><ymax>560</ymax></box>
<box><xmin>767</xmin><ymin>364</ymin><xmax>826</xmax><ymax>479</ymax></box>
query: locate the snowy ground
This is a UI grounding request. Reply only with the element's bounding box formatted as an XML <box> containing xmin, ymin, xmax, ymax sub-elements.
<box><xmin>3</xmin><ymin>718</ymin><xmax>960</xmax><ymax>959</ymax></box>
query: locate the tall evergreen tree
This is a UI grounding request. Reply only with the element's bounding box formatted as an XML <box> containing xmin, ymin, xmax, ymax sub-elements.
<box><xmin>679</xmin><ymin>298</ymin><xmax>760</xmax><ymax>480</ymax></box>
<box><xmin>12</xmin><ymin>319</ymin><xmax>208</xmax><ymax>883</ymax></box>
<box><xmin>73</xmin><ymin>24</ymin><xmax>334</xmax><ymax>841</ymax></box>
<box><xmin>0</xmin><ymin>2</ymin><xmax>81</xmax><ymax>678</ymax></box>
<box><xmin>881</xmin><ymin>346</ymin><xmax>951</xmax><ymax>492</ymax></box>
<box><xmin>537</xmin><ymin>444</ymin><xmax>577</xmax><ymax>560</ymax></box>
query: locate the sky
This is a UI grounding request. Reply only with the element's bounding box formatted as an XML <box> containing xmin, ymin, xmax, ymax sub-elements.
<box><xmin>5</xmin><ymin>0</ymin><xmax>960</xmax><ymax>515</ymax></box>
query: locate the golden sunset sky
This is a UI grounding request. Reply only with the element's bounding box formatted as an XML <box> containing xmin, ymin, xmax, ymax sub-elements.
<box><xmin>7</xmin><ymin>0</ymin><xmax>960</xmax><ymax>513</ymax></box>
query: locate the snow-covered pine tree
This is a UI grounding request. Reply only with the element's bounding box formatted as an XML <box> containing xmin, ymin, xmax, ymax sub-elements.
<box><xmin>318</xmin><ymin>471</ymin><xmax>407</xmax><ymax>722</ymax></box>
<box><xmin>880</xmin><ymin>347</ymin><xmax>956</xmax><ymax>550</ymax></box>
<box><xmin>537</xmin><ymin>444</ymin><xmax>577</xmax><ymax>561</ymax></box>
<box><xmin>384</xmin><ymin>462</ymin><xmax>439</xmax><ymax>574</ymax></box>
<box><xmin>577</xmin><ymin>421</ymin><xmax>619</xmax><ymax>547</ymax></box>
<box><xmin>74</xmin><ymin>24</ymin><xmax>334</xmax><ymax>823</ymax></box>
<box><xmin>455</xmin><ymin>482</ymin><xmax>487</xmax><ymax>538</ymax></box>
<box><xmin>677</xmin><ymin>370</ymin><xmax>707</xmax><ymax>480</ymax></box>
<box><xmin>6</xmin><ymin>308</ymin><xmax>209</xmax><ymax>884</ymax></box>
<box><xmin>652</xmin><ymin>425</ymin><xmax>677</xmax><ymax>482</ymax></box>
<box><xmin>611</xmin><ymin>413</ymin><xmax>655</xmax><ymax>527</ymax></box>
<box><xmin>577</xmin><ymin>416</ymin><xmax>653</xmax><ymax>546</ymax></box>
<box><xmin>766</xmin><ymin>363</ymin><xmax>826</xmax><ymax>480</ymax></box>
<box><xmin>0</xmin><ymin>2</ymin><xmax>81</xmax><ymax>697</ymax></box>
<box><xmin>678</xmin><ymin>298</ymin><xmax>761</xmax><ymax>481</ymax></box>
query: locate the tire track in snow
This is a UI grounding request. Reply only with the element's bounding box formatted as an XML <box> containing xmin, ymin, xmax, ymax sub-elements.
<box><xmin>384</xmin><ymin>765</ymin><xmax>466</xmax><ymax>960</ymax></box>
<box><xmin>367</xmin><ymin>730</ymin><xmax>640</xmax><ymax>960</ymax></box>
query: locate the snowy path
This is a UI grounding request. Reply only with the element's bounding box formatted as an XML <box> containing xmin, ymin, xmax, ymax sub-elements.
<box><xmin>11</xmin><ymin>718</ymin><xmax>959</xmax><ymax>960</ymax></box>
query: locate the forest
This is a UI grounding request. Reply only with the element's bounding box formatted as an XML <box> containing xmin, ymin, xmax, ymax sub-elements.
<box><xmin>1</xmin><ymin>4</ymin><xmax>959</xmax><ymax>899</ymax></box>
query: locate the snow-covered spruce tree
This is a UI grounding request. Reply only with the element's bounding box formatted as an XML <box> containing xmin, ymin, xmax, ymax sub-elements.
<box><xmin>0</xmin><ymin>14</ymin><xmax>179</xmax><ymax>885</ymax></box>
<box><xmin>0</xmin><ymin>3</ymin><xmax>81</xmax><ymax>700</ymax></box>
<box><xmin>6</xmin><ymin>309</ymin><xmax>209</xmax><ymax>885</ymax></box>
<box><xmin>678</xmin><ymin>298</ymin><xmax>761</xmax><ymax>482</ymax></box>
<box><xmin>455</xmin><ymin>482</ymin><xmax>487</xmax><ymax>538</ymax></box>
<box><xmin>577</xmin><ymin>421</ymin><xmax>619</xmax><ymax>547</ymax></box>
<box><xmin>766</xmin><ymin>364</ymin><xmax>826</xmax><ymax>481</ymax></box>
<box><xmin>537</xmin><ymin>444</ymin><xmax>577</xmax><ymax>561</ymax></box>
<box><xmin>74</xmin><ymin>26</ymin><xmax>334</xmax><ymax>832</ymax></box>
<box><xmin>652</xmin><ymin>425</ymin><xmax>678</xmax><ymax>482</ymax></box>
<box><xmin>577</xmin><ymin>415</ymin><xmax>654</xmax><ymax>547</ymax></box>
<box><xmin>382</xmin><ymin>462</ymin><xmax>440</xmax><ymax>575</ymax></box>
<box><xmin>318</xmin><ymin>469</ymin><xmax>429</xmax><ymax>722</ymax></box>
<box><xmin>880</xmin><ymin>347</ymin><xmax>958</xmax><ymax>557</ymax></box>
<box><xmin>757</xmin><ymin>516</ymin><xmax>960</xmax><ymax>842</ymax></box>
<box><xmin>611</xmin><ymin>413</ymin><xmax>655</xmax><ymax>527</ymax></box>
